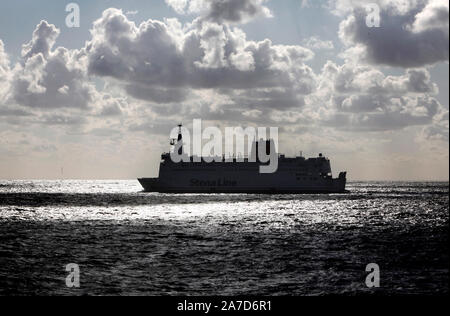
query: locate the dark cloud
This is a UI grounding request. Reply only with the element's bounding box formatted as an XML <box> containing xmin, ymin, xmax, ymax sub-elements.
<box><xmin>125</xmin><ymin>85</ymin><xmax>189</xmax><ymax>103</ymax></box>
<box><xmin>339</xmin><ymin>0</ymin><xmax>449</xmax><ymax>67</ymax></box>
<box><xmin>98</xmin><ymin>103</ymin><xmax>123</xmax><ymax>117</ymax></box>
<box><xmin>0</xmin><ymin>106</ymin><xmax>32</xmax><ymax>117</ymax></box>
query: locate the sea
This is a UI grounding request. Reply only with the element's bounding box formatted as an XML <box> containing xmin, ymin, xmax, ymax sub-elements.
<box><xmin>0</xmin><ymin>180</ymin><xmax>448</xmax><ymax>295</ymax></box>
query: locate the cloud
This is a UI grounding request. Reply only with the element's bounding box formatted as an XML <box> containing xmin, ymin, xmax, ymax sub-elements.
<box><xmin>329</xmin><ymin>64</ymin><xmax>438</xmax><ymax>96</ymax></box>
<box><xmin>416</xmin><ymin>109</ymin><xmax>449</xmax><ymax>145</ymax></box>
<box><xmin>11</xmin><ymin>47</ymin><xmax>94</xmax><ymax>109</ymax></box>
<box><xmin>38</xmin><ymin>114</ymin><xmax>87</xmax><ymax>125</ymax></box>
<box><xmin>337</xmin><ymin>0</ymin><xmax>449</xmax><ymax>67</ymax></box>
<box><xmin>204</xmin><ymin>0</ymin><xmax>272</xmax><ymax>23</ymax></box>
<box><xmin>165</xmin><ymin>0</ymin><xmax>272</xmax><ymax>24</ymax></box>
<box><xmin>165</xmin><ymin>0</ymin><xmax>189</xmax><ymax>14</ymax></box>
<box><xmin>0</xmin><ymin>20</ymin><xmax>131</xmax><ymax>130</ymax></box>
<box><xmin>21</xmin><ymin>20</ymin><xmax>60</xmax><ymax>60</ymax></box>
<box><xmin>84</xmin><ymin>8</ymin><xmax>314</xmax><ymax>110</ymax></box>
<box><xmin>0</xmin><ymin>106</ymin><xmax>32</xmax><ymax>117</ymax></box>
<box><xmin>307</xmin><ymin>60</ymin><xmax>445</xmax><ymax>132</ymax></box>
<box><xmin>96</xmin><ymin>94</ymin><xmax>127</xmax><ymax>117</ymax></box>
<box><xmin>125</xmin><ymin>85</ymin><xmax>189</xmax><ymax>103</ymax></box>
<box><xmin>318</xmin><ymin>97</ymin><xmax>442</xmax><ymax>132</ymax></box>
<box><xmin>412</xmin><ymin>0</ymin><xmax>449</xmax><ymax>33</ymax></box>
<box><xmin>6</xmin><ymin>21</ymin><xmax>99</xmax><ymax>110</ymax></box>
<box><xmin>1</xmin><ymin>6</ymin><xmax>447</xmax><ymax>142</ymax></box>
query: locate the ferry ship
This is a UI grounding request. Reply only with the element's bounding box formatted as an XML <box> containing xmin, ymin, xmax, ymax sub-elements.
<box><xmin>138</xmin><ymin>125</ymin><xmax>347</xmax><ymax>193</ymax></box>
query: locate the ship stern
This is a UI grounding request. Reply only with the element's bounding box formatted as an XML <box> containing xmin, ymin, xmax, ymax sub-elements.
<box><xmin>333</xmin><ymin>171</ymin><xmax>347</xmax><ymax>192</ymax></box>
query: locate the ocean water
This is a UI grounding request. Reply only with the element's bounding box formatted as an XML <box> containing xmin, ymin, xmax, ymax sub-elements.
<box><xmin>0</xmin><ymin>180</ymin><xmax>448</xmax><ymax>295</ymax></box>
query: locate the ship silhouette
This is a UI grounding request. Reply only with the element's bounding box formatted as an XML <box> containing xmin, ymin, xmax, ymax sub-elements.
<box><xmin>138</xmin><ymin>125</ymin><xmax>347</xmax><ymax>193</ymax></box>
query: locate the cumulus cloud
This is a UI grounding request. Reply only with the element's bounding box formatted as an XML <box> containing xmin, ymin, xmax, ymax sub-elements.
<box><xmin>5</xmin><ymin>20</ymin><xmax>130</xmax><ymax>125</ymax></box>
<box><xmin>1</xmin><ymin>5</ymin><xmax>447</xmax><ymax>140</ymax></box>
<box><xmin>165</xmin><ymin>0</ymin><xmax>189</xmax><ymax>14</ymax></box>
<box><xmin>330</xmin><ymin>64</ymin><xmax>438</xmax><ymax>96</ymax></box>
<box><xmin>5</xmin><ymin>21</ymin><xmax>97</xmax><ymax>110</ymax></box>
<box><xmin>21</xmin><ymin>20</ymin><xmax>60</xmax><ymax>60</ymax></box>
<box><xmin>307</xmin><ymin>60</ymin><xmax>445</xmax><ymax>132</ymax></box>
<box><xmin>419</xmin><ymin>109</ymin><xmax>449</xmax><ymax>141</ymax></box>
<box><xmin>0</xmin><ymin>20</ymin><xmax>132</xmax><ymax>130</ymax></box>
<box><xmin>165</xmin><ymin>0</ymin><xmax>272</xmax><ymax>23</ymax></box>
<box><xmin>337</xmin><ymin>0</ymin><xmax>449</xmax><ymax>67</ymax></box>
<box><xmin>412</xmin><ymin>0</ymin><xmax>449</xmax><ymax>33</ymax></box>
<box><xmin>84</xmin><ymin>8</ymin><xmax>314</xmax><ymax>110</ymax></box>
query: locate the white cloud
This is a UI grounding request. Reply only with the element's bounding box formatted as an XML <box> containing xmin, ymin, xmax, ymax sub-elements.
<box><xmin>84</xmin><ymin>8</ymin><xmax>315</xmax><ymax>111</ymax></box>
<box><xmin>165</xmin><ymin>0</ymin><xmax>272</xmax><ymax>23</ymax></box>
<box><xmin>304</xmin><ymin>60</ymin><xmax>445</xmax><ymax>132</ymax></box>
<box><xmin>21</xmin><ymin>20</ymin><xmax>60</xmax><ymax>60</ymax></box>
<box><xmin>412</xmin><ymin>0</ymin><xmax>449</xmax><ymax>33</ymax></box>
<box><xmin>0</xmin><ymin>20</ymin><xmax>129</xmax><ymax>129</ymax></box>
<box><xmin>165</xmin><ymin>0</ymin><xmax>189</xmax><ymax>14</ymax></box>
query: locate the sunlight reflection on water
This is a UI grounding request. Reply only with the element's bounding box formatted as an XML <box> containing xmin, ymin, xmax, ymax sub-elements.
<box><xmin>0</xmin><ymin>180</ymin><xmax>448</xmax><ymax>295</ymax></box>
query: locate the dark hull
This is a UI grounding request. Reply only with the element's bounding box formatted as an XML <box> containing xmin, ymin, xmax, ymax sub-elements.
<box><xmin>138</xmin><ymin>178</ymin><xmax>347</xmax><ymax>194</ymax></box>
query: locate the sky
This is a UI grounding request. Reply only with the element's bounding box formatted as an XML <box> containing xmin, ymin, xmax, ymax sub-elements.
<box><xmin>0</xmin><ymin>0</ymin><xmax>448</xmax><ymax>180</ymax></box>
